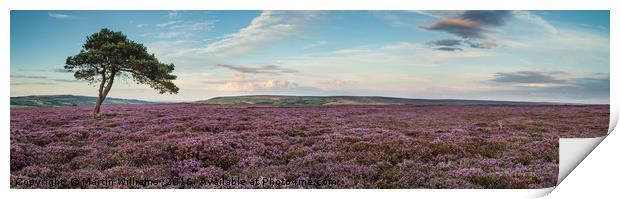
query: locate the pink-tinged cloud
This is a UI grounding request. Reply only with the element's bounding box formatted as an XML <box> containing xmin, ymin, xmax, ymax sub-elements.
<box><xmin>420</xmin><ymin>18</ymin><xmax>488</xmax><ymax>39</ymax></box>
<box><xmin>215</xmin><ymin>64</ymin><xmax>298</xmax><ymax>75</ymax></box>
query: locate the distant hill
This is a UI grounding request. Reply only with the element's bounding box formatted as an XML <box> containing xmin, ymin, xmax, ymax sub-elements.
<box><xmin>197</xmin><ymin>95</ymin><xmax>547</xmax><ymax>106</ymax></box>
<box><xmin>10</xmin><ymin>95</ymin><xmax>155</xmax><ymax>108</ymax></box>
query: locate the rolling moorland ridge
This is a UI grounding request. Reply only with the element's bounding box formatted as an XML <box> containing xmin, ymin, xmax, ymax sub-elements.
<box><xmin>10</xmin><ymin>95</ymin><xmax>155</xmax><ymax>108</ymax></box>
<box><xmin>198</xmin><ymin>95</ymin><xmax>556</xmax><ymax>106</ymax></box>
<box><xmin>10</xmin><ymin>95</ymin><xmax>565</xmax><ymax>108</ymax></box>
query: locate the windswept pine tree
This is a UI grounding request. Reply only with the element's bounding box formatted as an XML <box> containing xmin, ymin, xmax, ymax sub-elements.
<box><xmin>65</xmin><ymin>28</ymin><xmax>179</xmax><ymax>117</ymax></box>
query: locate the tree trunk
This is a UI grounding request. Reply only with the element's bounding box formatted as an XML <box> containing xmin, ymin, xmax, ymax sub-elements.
<box><xmin>93</xmin><ymin>97</ymin><xmax>103</xmax><ymax>118</ymax></box>
<box><xmin>93</xmin><ymin>71</ymin><xmax>115</xmax><ymax>118</ymax></box>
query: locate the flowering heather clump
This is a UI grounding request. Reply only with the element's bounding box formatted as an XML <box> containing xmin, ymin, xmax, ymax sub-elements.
<box><xmin>10</xmin><ymin>104</ymin><xmax>609</xmax><ymax>188</ymax></box>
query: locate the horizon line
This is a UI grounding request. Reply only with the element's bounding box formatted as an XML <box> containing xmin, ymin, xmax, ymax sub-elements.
<box><xmin>9</xmin><ymin>94</ymin><xmax>609</xmax><ymax>105</ymax></box>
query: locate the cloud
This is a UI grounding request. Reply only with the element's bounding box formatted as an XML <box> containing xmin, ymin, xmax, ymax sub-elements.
<box><xmin>513</xmin><ymin>11</ymin><xmax>558</xmax><ymax>34</ymax></box>
<box><xmin>489</xmin><ymin>71</ymin><xmax>567</xmax><ymax>84</ymax></box>
<box><xmin>147</xmin><ymin>40</ymin><xmax>196</xmax><ymax>63</ymax></box>
<box><xmin>51</xmin><ymin>68</ymin><xmax>71</xmax><ymax>73</ymax></box>
<box><xmin>167</xmin><ymin>11</ymin><xmax>179</xmax><ymax>18</ymax></box>
<box><xmin>466</xmin><ymin>41</ymin><xmax>498</xmax><ymax>49</ymax></box>
<box><xmin>48</xmin><ymin>12</ymin><xmax>74</xmax><ymax>19</ymax></box>
<box><xmin>420</xmin><ymin>18</ymin><xmax>489</xmax><ymax>39</ymax></box>
<box><xmin>215</xmin><ymin>64</ymin><xmax>298</xmax><ymax>75</ymax></box>
<box><xmin>426</xmin><ymin>39</ymin><xmax>465</xmax><ymax>51</ymax></box>
<box><xmin>427</xmin><ymin>39</ymin><xmax>461</xmax><ymax>46</ymax></box>
<box><xmin>372</xmin><ymin>11</ymin><xmax>423</xmax><ymax>28</ymax></box>
<box><xmin>410</xmin><ymin>11</ymin><xmax>463</xmax><ymax>18</ymax></box>
<box><xmin>50</xmin><ymin>79</ymin><xmax>81</xmax><ymax>83</ymax></box>
<box><xmin>202</xmin><ymin>78</ymin><xmax>342</xmax><ymax>95</ymax></box>
<box><xmin>11</xmin><ymin>82</ymin><xmax>55</xmax><ymax>85</ymax></box>
<box><xmin>461</xmin><ymin>11</ymin><xmax>512</xmax><ymax>26</ymax></box>
<box><xmin>205</xmin><ymin>78</ymin><xmax>300</xmax><ymax>92</ymax></box>
<box><xmin>202</xmin><ymin>80</ymin><xmax>232</xmax><ymax>84</ymax></box>
<box><xmin>560</xmin><ymin>76</ymin><xmax>609</xmax><ymax>99</ymax></box>
<box><xmin>436</xmin><ymin>47</ymin><xmax>464</xmax><ymax>51</ymax></box>
<box><xmin>305</xmin><ymin>40</ymin><xmax>328</xmax><ymax>49</ymax></box>
<box><xmin>495</xmin><ymin>26</ymin><xmax>608</xmax><ymax>69</ymax></box>
<box><xmin>496</xmin><ymin>77</ymin><xmax>609</xmax><ymax>103</ymax></box>
<box><xmin>419</xmin><ymin>11</ymin><xmax>548</xmax><ymax>52</ymax></box>
<box><xmin>156</xmin><ymin>20</ymin><xmax>182</xmax><ymax>28</ymax></box>
<box><xmin>278</xmin><ymin>41</ymin><xmax>487</xmax><ymax>72</ymax></box>
<box><xmin>169</xmin><ymin>21</ymin><xmax>215</xmax><ymax>31</ymax></box>
<box><xmin>397</xmin><ymin>11</ymin><xmax>556</xmax><ymax>52</ymax></box>
<box><xmin>148</xmin><ymin>11</ymin><xmax>323</xmax><ymax>67</ymax></box>
<box><xmin>10</xmin><ymin>75</ymin><xmax>47</xmax><ymax>79</ymax></box>
<box><xmin>146</xmin><ymin>20</ymin><xmax>216</xmax><ymax>39</ymax></box>
<box><xmin>426</xmin><ymin>39</ymin><xmax>497</xmax><ymax>51</ymax></box>
<box><xmin>196</xmin><ymin>11</ymin><xmax>323</xmax><ymax>61</ymax></box>
<box><xmin>11</xmin><ymin>74</ymin><xmax>81</xmax><ymax>85</ymax></box>
<box><xmin>315</xmin><ymin>80</ymin><xmax>358</xmax><ymax>90</ymax></box>
<box><xmin>486</xmin><ymin>71</ymin><xmax>609</xmax><ymax>102</ymax></box>
<box><xmin>579</xmin><ymin>23</ymin><xmax>608</xmax><ymax>31</ymax></box>
<box><xmin>136</xmin><ymin>24</ymin><xmax>148</xmax><ymax>28</ymax></box>
<box><xmin>420</xmin><ymin>11</ymin><xmax>511</xmax><ymax>39</ymax></box>
<box><xmin>147</xmin><ymin>31</ymin><xmax>186</xmax><ymax>39</ymax></box>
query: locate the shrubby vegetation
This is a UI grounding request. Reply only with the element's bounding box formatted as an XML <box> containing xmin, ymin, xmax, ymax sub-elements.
<box><xmin>10</xmin><ymin>104</ymin><xmax>608</xmax><ymax>188</ymax></box>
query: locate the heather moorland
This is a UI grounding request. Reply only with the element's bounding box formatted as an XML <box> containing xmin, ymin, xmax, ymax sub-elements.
<box><xmin>10</xmin><ymin>104</ymin><xmax>609</xmax><ymax>188</ymax></box>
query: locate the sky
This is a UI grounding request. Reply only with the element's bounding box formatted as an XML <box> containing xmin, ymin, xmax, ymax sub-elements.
<box><xmin>10</xmin><ymin>10</ymin><xmax>610</xmax><ymax>103</ymax></box>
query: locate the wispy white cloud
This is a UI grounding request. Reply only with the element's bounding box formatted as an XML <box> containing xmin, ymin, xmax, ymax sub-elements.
<box><xmin>48</xmin><ymin>12</ymin><xmax>74</xmax><ymax>19</ymax></box>
<box><xmin>147</xmin><ymin>31</ymin><xmax>186</xmax><ymax>39</ymax></box>
<box><xmin>156</xmin><ymin>20</ymin><xmax>183</xmax><ymax>28</ymax></box>
<box><xmin>305</xmin><ymin>40</ymin><xmax>328</xmax><ymax>49</ymax></box>
<box><xmin>215</xmin><ymin>64</ymin><xmax>298</xmax><ymax>75</ymax></box>
<box><xmin>409</xmin><ymin>10</ymin><xmax>463</xmax><ymax>18</ymax></box>
<box><xmin>147</xmin><ymin>40</ymin><xmax>196</xmax><ymax>63</ymax></box>
<box><xmin>579</xmin><ymin>23</ymin><xmax>608</xmax><ymax>31</ymax></box>
<box><xmin>166</xmin><ymin>11</ymin><xmax>179</xmax><ymax>18</ymax></box>
<box><xmin>196</xmin><ymin>11</ymin><xmax>323</xmax><ymax>61</ymax></box>
<box><xmin>496</xmin><ymin>25</ymin><xmax>609</xmax><ymax>68</ymax></box>
<box><xmin>169</xmin><ymin>20</ymin><xmax>215</xmax><ymax>31</ymax></box>
<box><xmin>144</xmin><ymin>20</ymin><xmax>216</xmax><ymax>39</ymax></box>
<box><xmin>513</xmin><ymin>11</ymin><xmax>558</xmax><ymax>34</ymax></box>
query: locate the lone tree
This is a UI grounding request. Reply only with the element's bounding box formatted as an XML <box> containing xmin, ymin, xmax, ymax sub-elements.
<box><xmin>65</xmin><ymin>28</ymin><xmax>179</xmax><ymax>117</ymax></box>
